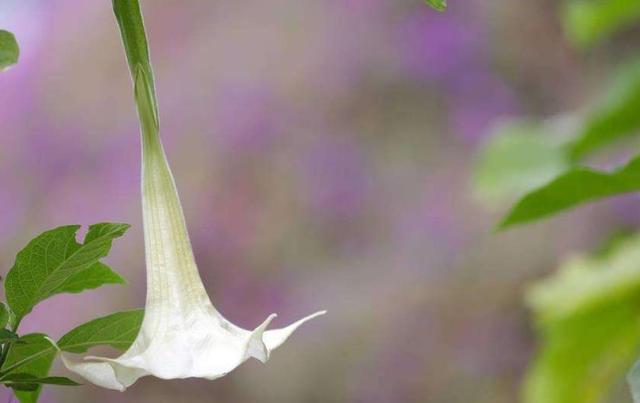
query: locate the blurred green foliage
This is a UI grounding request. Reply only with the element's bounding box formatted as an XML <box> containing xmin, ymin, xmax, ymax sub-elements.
<box><xmin>473</xmin><ymin>0</ymin><xmax>640</xmax><ymax>401</ymax></box>
<box><xmin>525</xmin><ymin>235</ymin><xmax>640</xmax><ymax>403</ymax></box>
<box><xmin>499</xmin><ymin>156</ymin><xmax>640</xmax><ymax>229</ymax></box>
<box><xmin>475</xmin><ymin>58</ymin><xmax>640</xmax><ymax>213</ymax></box>
<box><xmin>569</xmin><ymin>60</ymin><xmax>640</xmax><ymax>160</ymax></box>
<box><xmin>475</xmin><ymin>58</ymin><xmax>640</xmax><ymax>228</ymax></box>
<box><xmin>564</xmin><ymin>0</ymin><xmax>640</xmax><ymax>47</ymax></box>
<box><xmin>474</xmin><ymin>119</ymin><xmax>571</xmax><ymax>204</ymax></box>
<box><xmin>425</xmin><ymin>0</ymin><xmax>446</xmax><ymax>12</ymax></box>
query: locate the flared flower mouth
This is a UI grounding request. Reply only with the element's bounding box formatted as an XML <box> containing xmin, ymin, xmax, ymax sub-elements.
<box><xmin>56</xmin><ymin>53</ymin><xmax>324</xmax><ymax>390</ymax></box>
<box><xmin>58</xmin><ymin>309</ymin><xmax>325</xmax><ymax>391</ymax></box>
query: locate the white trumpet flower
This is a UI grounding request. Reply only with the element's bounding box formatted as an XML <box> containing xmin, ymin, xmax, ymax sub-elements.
<box><xmin>57</xmin><ymin>69</ymin><xmax>325</xmax><ymax>391</ymax></box>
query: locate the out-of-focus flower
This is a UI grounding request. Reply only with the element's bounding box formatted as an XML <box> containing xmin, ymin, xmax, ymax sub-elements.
<box><xmin>395</xmin><ymin>9</ymin><xmax>517</xmax><ymax>143</ymax></box>
<box><xmin>0</xmin><ymin>173</ymin><xmax>27</xmax><ymax>243</ymax></box>
<box><xmin>397</xmin><ymin>11</ymin><xmax>479</xmax><ymax>81</ymax></box>
<box><xmin>212</xmin><ymin>84</ymin><xmax>286</xmax><ymax>155</ymax></box>
<box><xmin>55</xmin><ymin>71</ymin><xmax>325</xmax><ymax>391</ymax></box>
<box><xmin>448</xmin><ymin>71</ymin><xmax>516</xmax><ymax>142</ymax></box>
<box><xmin>301</xmin><ymin>136</ymin><xmax>370</xmax><ymax>222</ymax></box>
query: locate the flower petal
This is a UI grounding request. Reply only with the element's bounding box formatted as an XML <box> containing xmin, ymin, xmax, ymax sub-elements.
<box><xmin>57</xmin><ymin>311</ymin><xmax>325</xmax><ymax>390</ymax></box>
<box><xmin>263</xmin><ymin>310</ymin><xmax>327</xmax><ymax>351</ymax></box>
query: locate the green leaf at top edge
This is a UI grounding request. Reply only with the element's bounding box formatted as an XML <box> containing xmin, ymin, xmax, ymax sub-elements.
<box><xmin>499</xmin><ymin>155</ymin><xmax>640</xmax><ymax>230</ymax></box>
<box><xmin>425</xmin><ymin>0</ymin><xmax>446</xmax><ymax>12</ymax></box>
<box><xmin>0</xmin><ymin>30</ymin><xmax>19</xmax><ymax>71</ymax></box>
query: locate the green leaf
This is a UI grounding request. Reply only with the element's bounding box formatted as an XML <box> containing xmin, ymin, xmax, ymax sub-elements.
<box><xmin>1</xmin><ymin>334</ymin><xmax>56</xmax><ymax>376</ymax></box>
<box><xmin>525</xmin><ymin>235</ymin><xmax>640</xmax><ymax>403</ymax></box>
<box><xmin>484</xmin><ymin>61</ymin><xmax>640</xmax><ymax>229</ymax></box>
<box><xmin>5</xmin><ymin>223</ymin><xmax>129</xmax><ymax>323</ymax></box>
<box><xmin>1</xmin><ymin>334</ymin><xmax>57</xmax><ymax>403</ymax></box>
<box><xmin>476</xmin><ymin>61</ymin><xmax>640</xmax><ymax>201</ymax></box>
<box><xmin>9</xmin><ymin>383</ymin><xmax>39</xmax><ymax>392</ymax></box>
<box><xmin>58</xmin><ymin>309</ymin><xmax>143</xmax><ymax>353</ymax></box>
<box><xmin>473</xmin><ymin>119</ymin><xmax>571</xmax><ymax>205</ymax></box>
<box><xmin>55</xmin><ymin>262</ymin><xmax>126</xmax><ymax>294</ymax></box>
<box><xmin>30</xmin><ymin>376</ymin><xmax>78</xmax><ymax>386</ymax></box>
<box><xmin>564</xmin><ymin>0</ymin><xmax>640</xmax><ymax>48</ymax></box>
<box><xmin>1</xmin><ymin>375</ymin><xmax>78</xmax><ymax>395</ymax></box>
<box><xmin>568</xmin><ymin>60</ymin><xmax>640</xmax><ymax>160</ymax></box>
<box><xmin>0</xmin><ymin>312</ymin><xmax>142</xmax><ymax>401</ymax></box>
<box><xmin>0</xmin><ymin>303</ymin><xmax>11</xmax><ymax>329</ymax></box>
<box><xmin>425</xmin><ymin>0</ymin><xmax>446</xmax><ymax>12</ymax></box>
<box><xmin>499</xmin><ymin>155</ymin><xmax>640</xmax><ymax>229</ymax></box>
<box><xmin>0</xmin><ymin>329</ymin><xmax>19</xmax><ymax>344</ymax></box>
<box><xmin>527</xmin><ymin>303</ymin><xmax>640</xmax><ymax>403</ymax></box>
<box><xmin>0</xmin><ymin>30</ymin><xmax>19</xmax><ymax>71</ymax></box>
<box><xmin>0</xmin><ymin>373</ymin><xmax>79</xmax><ymax>386</ymax></box>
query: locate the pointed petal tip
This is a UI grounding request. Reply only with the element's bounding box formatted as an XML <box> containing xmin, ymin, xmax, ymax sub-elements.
<box><xmin>258</xmin><ymin>313</ymin><xmax>278</xmax><ymax>330</ymax></box>
<box><xmin>247</xmin><ymin>310</ymin><xmax>325</xmax><ymax>363</ymax></box>
<box><xmin>292</xmin><ymin>310</ymin><xmax>326</xmax><ymax>325</ymax></box>
<box><xmin>288</xmin><ymin>309</ymin><xmax>326</xmax><ymax>328</ymax></box>
<box><xmin>261</xmin><ymin>309</ymin><xmax>326</xmax><ymax>352</ymax></box>
<box><xmin>247</xmin><ymin>314</ymin><xmax>278</xmax><ymax>363</ymax></box>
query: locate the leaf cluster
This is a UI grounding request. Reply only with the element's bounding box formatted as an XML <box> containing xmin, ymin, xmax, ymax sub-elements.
<box><xmin>0</xmin><ymin>224</ymin><xmax>142</xmax><ymax>402</ymax></box>
<box><xmin>472</xmin><ymin>2</ymin><xmax>640</xmax><ymax>402</ymax></box>
<box><xmin>475</xmin><ymin>58</ymin><xmax>640</xmax><ymax>229</ymax></box>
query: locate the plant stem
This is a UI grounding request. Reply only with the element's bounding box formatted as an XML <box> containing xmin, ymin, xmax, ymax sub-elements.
<box><xmin>0</xmin><ymin>319</ymin><xmax>21</xmax><ymax>371</ymax></box>
<box><xmin>113</xmin><ymin>0</ymin><xmax>167</xmax><ymax>168</ymax></box>
<box><xmin>112</xmin><ymin>0</ymin><xmax>159</xmax><ymax>127</ymax></box>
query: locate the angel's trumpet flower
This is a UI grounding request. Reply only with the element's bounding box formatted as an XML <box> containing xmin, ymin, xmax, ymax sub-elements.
<box><xmin>56</xmin><ymin>1</ymin><xmax>324</xmax><ymax>390</ymax></box>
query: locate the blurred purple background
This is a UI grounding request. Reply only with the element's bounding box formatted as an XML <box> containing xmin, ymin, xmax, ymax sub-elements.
<box><xmin>0</xmin><ymin>0</ymin><xmax>626</xmax><ymax>402</ymax></box>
